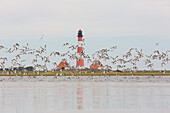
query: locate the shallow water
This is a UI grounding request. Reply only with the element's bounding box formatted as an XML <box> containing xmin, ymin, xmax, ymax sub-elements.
<box><xmin>1</xmin><ymin>75</ymin><xmax>170</xmax><ymax>82</ymax></box>
<box><xmin>0</xmin><ymin>81</ymin><xmax>170</xmax><ymax>113</ymax></box>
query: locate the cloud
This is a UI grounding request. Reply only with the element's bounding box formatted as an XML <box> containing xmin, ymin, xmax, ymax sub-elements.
<box><xmin>0</xmin><ymin>0</ymin><xmax>170</xmax><ymax>40</ymax></box>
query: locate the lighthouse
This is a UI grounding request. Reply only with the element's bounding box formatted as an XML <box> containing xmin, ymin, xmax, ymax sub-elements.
<box><xmin>76</xmin><ymin>29</ymin><xmax>84</xmax><ymax>69</ymax></box>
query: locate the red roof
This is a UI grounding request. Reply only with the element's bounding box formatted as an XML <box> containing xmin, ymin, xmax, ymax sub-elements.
<box><xmin>90</xmin><ymin>60</ymin><xmax>104</xmax><ymax>69</ymax></box>
<box><xmin>57</xmin><ymin>61</ymin><xmax>70</xmax><ymax>69</ymax></box>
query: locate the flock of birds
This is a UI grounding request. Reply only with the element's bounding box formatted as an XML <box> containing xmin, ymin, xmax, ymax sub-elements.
<box><xmin>0</xmin><ymin>40</ymin><xmax>170</xmax><ymax>76</ymax></box>
<box><xmin>96</xmin><ymin>43</ymin><xmax>170</xmax><ymax>72</ymax></box>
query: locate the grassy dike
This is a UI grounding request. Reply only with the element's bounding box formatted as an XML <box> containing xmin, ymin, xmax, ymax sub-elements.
<box><xmin>0</xmin><ymin>70</ymin><xmax>170</xmax><ymax>76</ymax></box>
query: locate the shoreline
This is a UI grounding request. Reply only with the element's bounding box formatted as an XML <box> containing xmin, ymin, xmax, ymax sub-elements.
<box><xmin>1</xmin><ymin>75</ymin><xmax>170</xmax><ymax>82</ymax></box>
<box><xmin>0</xmin><ymin>71</ymin><xmax>170</xmax><ymax>76</ymax></box>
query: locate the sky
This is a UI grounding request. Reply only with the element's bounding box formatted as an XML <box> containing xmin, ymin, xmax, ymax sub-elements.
<box><xmin>0</xmin><ymin>0</ymin><xmax>170</xmax><ymax>69</ymax></box>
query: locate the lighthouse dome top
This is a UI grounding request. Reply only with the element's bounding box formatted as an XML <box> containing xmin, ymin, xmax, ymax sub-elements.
<box><xmin>77</xmin><ymin>29</ymin><xmax>83</xmax><ymax>37</ymax></box>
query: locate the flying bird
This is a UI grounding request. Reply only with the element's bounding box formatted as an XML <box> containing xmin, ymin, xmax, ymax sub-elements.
<box><xmin>156</xmin><ymin>43</ymin><xmax>159</xmax><ymax>46</ymax></box>
<box><xmin>40</xmin><ymin>34</ymin><xmax>44</xmax><ymax>41</ymax></box>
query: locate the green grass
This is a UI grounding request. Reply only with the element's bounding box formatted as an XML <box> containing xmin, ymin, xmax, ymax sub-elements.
<box><xmin>0</xmin><ymin>70</ymin><xmax>170</xmax><ymax>76</ymax></box>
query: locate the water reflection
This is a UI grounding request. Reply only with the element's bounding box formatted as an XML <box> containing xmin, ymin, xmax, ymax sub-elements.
<box><xmin>0</xmin><ymin>82</ymin><xmax>170</xmax><ymax>113</ymax></box>
<box><xmin>77</xmin><ymin>84</ymin><xmax>84</xmax><ymax>110</ymax></box>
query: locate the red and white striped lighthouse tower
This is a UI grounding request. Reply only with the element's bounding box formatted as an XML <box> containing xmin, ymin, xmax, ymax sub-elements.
<box><xmin>76</xmin><ymin>29</ymin><xmax>84</xmax><ymax>69</ymax></box>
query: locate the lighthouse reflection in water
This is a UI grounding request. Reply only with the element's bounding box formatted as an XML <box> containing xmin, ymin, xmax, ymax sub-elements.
<box><xmin>0</xmin><ymin>82</ymin><xmax>170</xmax><ymax>113</ymax></box>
